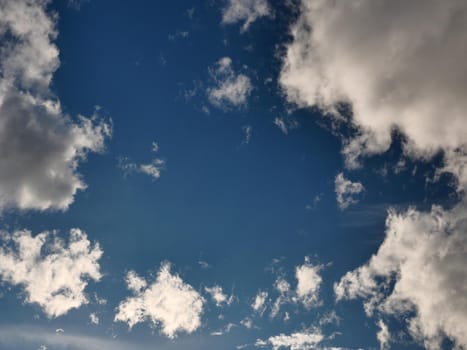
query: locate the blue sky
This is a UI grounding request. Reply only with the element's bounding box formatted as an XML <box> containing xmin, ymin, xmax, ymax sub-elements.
<box><xmin>0</xmin><ymin>1</ymin><xmax>466</xmax><ymax>350</ymax></box>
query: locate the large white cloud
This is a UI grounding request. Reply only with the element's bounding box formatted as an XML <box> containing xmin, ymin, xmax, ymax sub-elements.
<box><xmin>222</xmin><ymin>0</ymin><xmax>271</xmax><ymax>32</ymax></box>
<box><xmin>115</xmin><ymin>262</ymin><xmax>205</xmax><ymax>338</ymax></box>
<box><xmin>280</xmin><ymin>0</ymin><xmax>467</xmax><ymax>167</ymax></box>
<box><xmin>334</xmin><ymin>204</ymin><xmax>467</xmax><ymax>349</ymax></box>
<box><xmin>0</xmin><ymin>228</ymin><xmax>103</xmax><ymax>318</ymax></box>
<box><xmin>0</xmin><ymin>0</ymin><xmax>111</xmax><ymax>212</ymax></box>
<box><xmin>281</xmin><ymin>2</ymin><xmax>467</xmax><ymax>348</ymax></box>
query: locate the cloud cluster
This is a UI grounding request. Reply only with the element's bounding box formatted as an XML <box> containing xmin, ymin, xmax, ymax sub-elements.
<box><xmin>335</xmin><ymin>204</ymin><xmax>467</xmax><ymax>349</ymax></box>
<box><xmin>115</xmin><ymin>262</ymin><xmax>205</xmax><ymax>338</ymax></box>
<box><xmin>0</xmin><ymin>0</ymin><xmax>111</xmax><ymax>212</ymax></box>
<box><xmin>205</xmin><ymin>285</ymin><xmax>234</xmax><ymax>307</ymax></box>
<box><xmin>118</xmin><ymin>142</ymin><xmax>165</xmax><ymax>180</ymax></box>
<box><xmin>0</xmin><ymin>228</ymin><xmax>103</xmax><ymax>318</ymax></box>
<box><xmin>334</xmin><ymin>173</ymin><xmax>364</xmax><ymax>210</ymax></box>
<box><xmin>253</xmin><ymin>259</ymin><xmax>323</xmax><ymax>320</ymax></box>
<box><xmin>222</xmin><ymin>0</ymin><xmax>271</xmax><ymax>32</ymax></box>
<box><xmin>207</xmin><ymin>57</ymin><xmax>252</xmax><ymax>109</ymax></box>
<box><xmin>255</xmin><ymin>329</ymin><xmax>324</xmax><ymax>350</ymax></box>
<box><xmin>280</xmin><ymin>0</ymin><xmax>467</xmax><ymax>167</ymax></box>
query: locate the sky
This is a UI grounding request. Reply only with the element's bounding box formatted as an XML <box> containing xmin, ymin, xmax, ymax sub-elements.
<box><xmin>0</xmin><ymin>1</ymin><xmax>466</xmax><ymax>350</ymax></box>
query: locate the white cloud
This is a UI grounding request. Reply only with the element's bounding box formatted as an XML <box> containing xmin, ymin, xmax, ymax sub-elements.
<box><xmin>0</xmin><ymin>228</ymin><xmax>102</xmax><ymax>318</ymax></box>
<box><xmin>207</xmin><ymin>57</ymin><xmax>252</xmax><ymax>109</ymax></box>
<box><xmin>118</xmin><ymin>142</ymin><xmax>165</xmax><ymax>180</ymax></box>
<box><xmin>334</xmin><ymin>173</ymin><xmax>364</xmax><ymax>210</ymax></box>
<box><xmin>280</xmin><ymin>0</ymin><xmax>467</xmax><ymax>168</ymax></box>
<box><xmin>376</xmin><ymin>320</ymin><xmax>390</xmax><ymax>350</ymax></box>
<box><xmin>252</xmin><ymin>291</ymin><xmax>268</xmax><ymax>314</ymax></box>
<box><xmin>89</xmin><ymin>313</ymin><xmax>99</xmax><ymax>325</ymax></box>
<box><xmin>295</xmin><ymin>259</ymin><xmax>322</xmax><ymax>308</ymax></box>
<box><xmin>273</xmin><ymin>117</ymin><xmax>299</xmax><ymax>135</ymax></box>
<box><xmin>205</xmin><ymin>285</ymin><xmax>234</xmax><ymax>307</ymax></box>
<box><xmin>0</xmin><ymin>0</ymin><xmax>111</xmax><ymax>212</ymax></box>
<box><xmin>115</xmin><ymin>262</ymin><xmax>205</xmax><ymax>338</ymax></box>
<box><xmin>255</xmin><ymin>329</ymin><xmax>324</xmax><ymax>350</ymax></box>
<box><xmin>210</xmin><ymin>322</ymin><xmax>236</xmax><ymax>336</ymax></box>
<box><xmin>241</xmin><ymin>317</ymin><xmax>253</xmax><ymax>329</ymax></box>
<box><xmin>334</xmin><ymin>204</ymin><xmax>467</xmax><ymax>349</ymax></box>
<box><xmin>222</xmin><ymin>0</ymin><xmax>271</xmax><ymax>32</ymax></box>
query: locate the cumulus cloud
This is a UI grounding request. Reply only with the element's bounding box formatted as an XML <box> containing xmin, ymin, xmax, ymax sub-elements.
<box><xmin>0</xmin><ymin>0</ymin><xmax>111</xmax><ymax>212</ymax></box>
<box><xmin>89</xmin><ymin>313</ymin><xmax>99</xmax><ymax>325</ymax></box>
<box><xmin>252</xmin><ymin>291</ymin><xmax>268</xmax><ymax>314</ymax></box>
<box><xmin>255</xmin><ymin>329</ymin><xmax>324</xmax><ymax>350</ymax></box>
<box><xmin>118</xmin><ymin>142</ymin><xmax>165</xmax><ymax>180</ymax></box>
<box><xmin>115</xmin><ymin>263</ymin><xmax>205</xmax><ymax>338</ymax></box>
<box><xmin>205</xmin><ymin>285</ymin><xmax>234</xmax><ymax>307</ymax></box>
<box><xmin>334</xmin><ymin>173</ymin><xmax>364</xmax><ymax>210</ymax></box>
<box><xmin>222</xmin><ymin>0</ymin><xmax>271</xmax><ymax>32</ymax></box>
<box><xmin>0</xmin><ymin>228</ymin><xmax>102</xmax><ymax>318</ymax></box>
<box><xmin>207</xmin><ymin>57</ymin><xmax>252</xmax><ymax>109</ymax></box>
<box><xmin>258</xmin><ymin>259</ymin><xmax>324</xmax><ymax>319</ymax></box>
<box><xmin>376</xmin><ymin>320</ymin><xmax>390</xmax><ymax>350</ymax></box>
<box><xmin>334</xmin><ymin>204</ymin><xmax>467</xmax><ymax>349</ymax></box>
<box><xmin>280</xmin><ymin>0</ymin><xmax>467</xmax><ymax>167</ymax></box>
<box><xmin>295</xmin><ymin>259</ymin><xmax>322</xmax><ymax>308</ymax></box>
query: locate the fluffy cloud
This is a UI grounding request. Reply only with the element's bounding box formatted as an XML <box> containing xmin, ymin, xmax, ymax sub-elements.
<box><xmin>0</xmin><ymin>0</ymin><xmax>111</xmax><ymax>212</ymax></box>
<box><xmin>222</xmin><ymin>0</ymin><xmax>271</xmax><ymax>32</ymax></box>
<box><xmin>334</xmin><ymin>204</ymin><xmax>467</xmax><ymax>349</ymax></box>
<box><xmin>205</xmin><ymin>285</ymin><xmax>234</xmax><ymax>307</ymax></box>
<box><xmin>252</xmin><ymin>291</ymin><xmax>268</xmax><ymax>314</ymax></box>
<box><xmin>207</xmin><ymin>57</ymin><xmax>252</xmax><ymax>109</ymax></box>
<box><xmin>334</xmin><ymin>173</ymin><xmax>364</xmax><ymax>210</ymax></box>
<box><xmin>255</xmin><ymin>329</ymin><xmax>324</xmax><ymax>350</ymax></box>
<box><xmin>0</xmin><ymin>228</ymin><xmax>103</xmax><ymax>318</ymax></box>
<box><xmin>115</xmin><ymin>263</ymin><xmax>205</xmax><ymax>338</ymax></box>
<box><xmin>376</xmin><ymin>320</ymin><xmax>390</xmax><ymax>350</ymax></box>
<box><xmin>280</xmin><ymin>0</ymin><xmax>467</xmax><ymax>167</ymax></box>
<box><xmin>295</xmin><ymin>259</ymin><xmax>322</xmax><ymax>308</ymax></box>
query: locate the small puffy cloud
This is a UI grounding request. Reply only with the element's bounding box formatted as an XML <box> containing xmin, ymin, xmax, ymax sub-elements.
<box><xmin>0</xmin><ymin>0</ymin><xmax>111</xmax><ymax>213</ymax></box>
<box><xmin>273</xmin><ymin>117</ymin><xmax>299</xmax><ymax>135</ymax></box>
<box><xmin>89</xmin><ymin>313</ymin><xmax>99</xmax><ymax>325</ymax></box>
<box><xmin>241</xmin><ymin>317</ymin><xmax>253</xmax><ymax>329</ymax></box>
<box><xmin>205</xmin><ymin>285</ymin><xmax>234</xmax><ymax>307</ymax></box>
<box><xmin>118</xmin><ymin>142</ymin><xmax>165</xmax><ymax>180</ymax></box>
<box><xmin>255</xmin><ymin>329</ymin><xmax>324</xmax><ymax>350</ymax></box>
<box><xmin>115</xmin><ymin>263</ymin><xmax>205</xmax><ymax>338</ymax></box>
<box><xmin>280</xmin><ymin>0</ymin><xmax>467</xmax><ymax>167</ymax></box>
<box><xmin>207</xmin><ymin>57</ymin><xmax>252</xmax><ymax>109</ymax></box>
<box><xmin>295</xmin><ymin>259</ymin><xmax>322</xmax><ymax>308</ymax></box>
<box><xmin>222</xmin><ymin>0</ymin><xmax>271</xmax><ymax>32</ymax></box>
<box><xmin>210</xmin><ymin>322</ymin><xmax>236</xmax><ymax>336</ymax></box>
<box><xmin>334</xmin><ymin>173</ymin><xmax>364</xmax><ymax>210</ymax></box>
<box><xmin>252</xmin><ymin>291</ymin><xmax>268</xmax><ymax>314</ymax></box>
<box><xmin>334</xmin><ymin>204</ymin><xmax>467</xmax><ymax>349</ymax></box>
<box><xmin>376</xmin><ymin>320</ymin><xmax>390</xmax><ymax>350</ymax></box>
<box><xmin>0</xmin><ymin>228</ymin><xmax>103</xmax><ymax>318</ymax></box>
